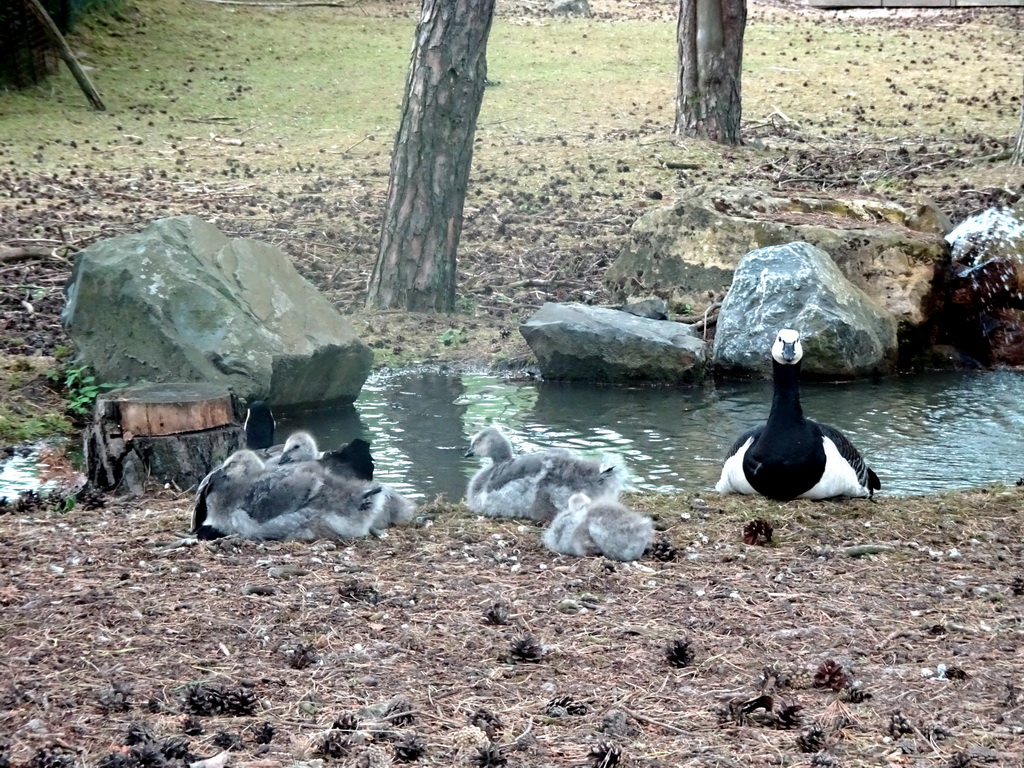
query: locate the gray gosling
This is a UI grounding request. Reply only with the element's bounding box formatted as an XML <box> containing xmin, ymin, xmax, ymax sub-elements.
<box><xmin>543</xmin><ymin>492</ymin><xmax>653</xmax><ymax>562</ymax></box>
<box><xmin>465</xmin><ymin>426</ymin><xmax>624</xmax><ymax>523</ymax></box>
<box><xmin>192</xmin><ymin>449</ymin><xmax>267</xmax><ymax>540</ymax></box>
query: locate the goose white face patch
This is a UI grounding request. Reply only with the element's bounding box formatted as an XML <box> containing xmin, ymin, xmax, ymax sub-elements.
<box><xmin>771</xmin><ymin>328</ymin><xmax>803</xmax><ymax>366</ymax></box>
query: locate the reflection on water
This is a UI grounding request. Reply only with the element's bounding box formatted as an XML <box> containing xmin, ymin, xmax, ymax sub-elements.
<box><xmin>274</xmin><ymin>368</ymin><xmax>1024</xmax><ymax>500</ymax></box>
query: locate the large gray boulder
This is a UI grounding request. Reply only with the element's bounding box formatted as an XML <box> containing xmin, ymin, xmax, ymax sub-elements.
<box><xmin>712</xmin><ymin>242</ymin><xmax>898</xmax><ymax>379</ymax></box>
<box><xmin>605</xmin><ymin>186</ymin><xmax>949</xmax><ymax>342</ymax></box>
<box><xmin>62</xmin><ymin>216</ymin><xmax>373</xmax><ymax>408</ymax></box>
<box><xmin>520</xmin><ymin>302</ymin><xmax>708</xmax><ymax>384</ymax></box>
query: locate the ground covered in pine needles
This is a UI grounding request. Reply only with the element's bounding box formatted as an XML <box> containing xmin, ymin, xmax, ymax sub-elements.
<box><xmin>2</xmin><ymin>486</ymin><xmax>1024</xmax><ymax>768</ymax></box>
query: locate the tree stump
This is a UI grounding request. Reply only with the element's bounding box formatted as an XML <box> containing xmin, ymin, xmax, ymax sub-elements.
<box><xmin>86</xmin><ymin>382</ymin><xmax>244</xmax><ymax>495</ymax></box>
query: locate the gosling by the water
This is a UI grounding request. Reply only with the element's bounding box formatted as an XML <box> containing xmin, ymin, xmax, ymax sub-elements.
<box><xmin>543</xmin><ymin>492</ymin><xmax>653</xmax><ymax>562</ymax></box>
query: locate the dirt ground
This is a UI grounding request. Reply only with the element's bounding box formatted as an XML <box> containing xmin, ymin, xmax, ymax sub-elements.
<box><xmin>3</xmin><ymin>1</ymin><xmax>1024</xmax><ymax>767</ymax></box>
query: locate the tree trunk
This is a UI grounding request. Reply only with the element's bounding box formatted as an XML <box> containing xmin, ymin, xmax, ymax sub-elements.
<box><xmin>366</xmin><ymin>0</ymin><xmax>495</xmax><ymax>313</ymax></box>
<box><xmin>1012</xmin><ymin>68</ymin><xmax>1024</xmax><ymax>166</ymax></box>
<box><xmin>675</xmin><ymin>0</ymin><xmax>746</xmax><ymax>146</ymax></box>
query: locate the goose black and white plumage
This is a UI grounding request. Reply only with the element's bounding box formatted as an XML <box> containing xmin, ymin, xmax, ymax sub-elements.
<box><xmin>543</xmin><ymin>492</ymin><xmax>653</xmax><ymax>562</ymax></box>
<box><xmin>244</xmin><ymin>400</ymin><xmax>276</xmax><ymax>450</ymax></box>
<box><xmin>465</xmin><ymin>426</ymin><xmax>624</xmax><ymax>523</ymax></box>
<box><xmin>716</xmin><ymin>329</ymin><xmax>881</xmax><ymax>501</ymax></box>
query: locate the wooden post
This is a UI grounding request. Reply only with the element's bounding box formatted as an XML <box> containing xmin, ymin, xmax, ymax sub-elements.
<box><xmin>86</xmin><ymin>382</ymin><xmax>244</xmax><ymax>495</ymax></box>
<box><xmin>25</xmin><ymin>0</ymin><xmax>106</xmax><ymax>111</ymax></box>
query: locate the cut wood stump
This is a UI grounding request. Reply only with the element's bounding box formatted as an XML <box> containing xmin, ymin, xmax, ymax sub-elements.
<box><xmin>86</xmin><ymin>382</ymin><xmax>244</xmax><ymax>495</ymax></box>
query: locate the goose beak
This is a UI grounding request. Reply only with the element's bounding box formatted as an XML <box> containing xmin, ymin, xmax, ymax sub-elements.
<box><xmin>780</xmin><ymin>339</ymin><xmax>798</xmax><ymax>362</ymax></box>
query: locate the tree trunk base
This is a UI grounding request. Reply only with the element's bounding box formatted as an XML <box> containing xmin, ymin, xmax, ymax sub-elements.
<box><xmin>86</xmin><ymin>382</ymin><xmax>244</xmax><ymax>495</ymax></box>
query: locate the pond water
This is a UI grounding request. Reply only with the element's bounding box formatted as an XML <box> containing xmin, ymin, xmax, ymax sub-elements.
<box><xmin>3</xmin><ymin>368</ymin><xmax>1022</xmax><ymax>502</ymax></box>
<box><xmin>272</xmin><ymin>368</ymin><xmax>1024</xmax><ymax>500</ymax></box>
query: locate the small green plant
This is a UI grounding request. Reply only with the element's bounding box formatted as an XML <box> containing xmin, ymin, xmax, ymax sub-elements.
<box><xmin>49</xmin><ymin>366</ymin><xmax>121</xmax><ymax>417</ymax></box>
<box><xmin>438</xmin><ymin>328</ymin><xmax>467</xmax><ymax>347</ymax></box>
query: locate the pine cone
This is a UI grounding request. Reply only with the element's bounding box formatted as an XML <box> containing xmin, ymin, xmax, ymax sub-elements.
<box><xmin>545</xmin><ymin>695</ymin><xmax>589</xmax><ymax>717</ymax></box>
<box><xmin>212</xmin><ymin>732</ymin><xmax>243</xmax><ymax>751</ymax></box>
<box><xmin>76</xmin><ymin>486</ymin><xmax>106</xmax><ymax>510</ymax></box>
<box><xmin>945</xmin><ymin>666</ymin><xmax>969</xmax><ymax>682</ymax></box>
<box><xmin>333</xmin><ymin>713</ymin><xmax>361</xmax><ymax>732</ymax></box>
<box><xmin>386</xmin><ymin>695</ymin><xmax>416</xmax><ymax>726</ymax></box>
<box><xmin>339</xmin><ymin>580</ymin><xmax>380</xmax><ymax>604</ymax></box>
<box><xmin>312</xmin><ymin>730</ymin><xmax>354</xmax><ymax>759</ymax></box>
<box><xmin>468</xmin><ymin>709</ymin><xmax>503</xmax><ymax>741</ymax></box>
<box><xmin>664</xmin><ymin>637</ymin><xmax>696</xmax><ymax>668</ymax></box>
<box><xmin>589</xmin><ymin>741</ymin><xmax>622</xmax><ymax>768</ymax></box>
<box><xmin>126</xmin><ymin>744</ymin><xmax>165</xmax><ymax>768</ymax></box>
<box><xmin>946</xmin><ymin>751</ymin><xmax>972</xmax><ymax>768</ymax></box>
<box><xmin>286</xmin><ymin>643</ymin><xmax>320</xmax><ymax>670</ymax></box>
<box><xmin>223</xmin><ymin>688</ymin><xmax>258</xmax><ymax>716</ymax></box>
<box><xmin>773</xmin><ymin>700</ymin><xmax>803</xmax><ymax>729</ymax></box>
<box><xmin>124</xmin><ymin>722</ymin><xmax>155</xmax><ymax>746</ymax></box>
<box><xmin>15</xmin><ymin>490</ymin><xmax>47</xmax><ymax>515</ymax></box>
<box><xmin>0</xmin><ymin>498</ymin><xmax>9</xmax><ymax>516</ymax></box>
<box><xmin>796</xmin><ymin>727</ymin><xmax>828</xmax><ymax>753</ymax></box>
<box><xmin>813</xmin><ymin>660</ymin><xmax>849</xmax><ymax>692</ymax></box>
<box><xmin>252</xmin><ymin>722</ymin><xmax>275</xmax><ymax>745</ymax></box>
<box><xmin>1012</xmin><ymin>575</ymin><xmax>1024</xmax><ymax>597</ymax></box>
<box><xmin>839</xmin><ymin>685</ymin><xmax>872</xmax><ymax>703</ymax></box>
<box><xmin>483</xmin><ymin>602</ymin><xmax>511</xmax><ymax>626</ymax></box>
<box><xmin>159</xmin><ymin>737</ymin><xmax>192</xmax><ymax>762</ymax></box>
<box><xmin>99</xmin><ymin>683</ymin><xmax>133</xmax><ymax>714</ymax></box>
<box><xmin>181</xmin><ymin>716</ymin><xmax>203</xmax><ymax>736</ymax></box>
<box><xmin>649</xmin><ymin>537</ymin><xmax>678</xmax><ymax>561</ymax></box>
<box><xmin>509</xmin><ymin>634</ymin><xmax>545</xmax><ymax>663</ymax></box>
<box><xmin>393</xmin><ymin>731</ymin><xmax>426</xmax><ymax>763</ymax></box>
<box><xmin>810</xmin><ymin>754</ymin><xmax>839</xmax><ymax>768</ymax></box>
<box><xmin>743</xmin><ymin>519</ymin><xmax>774</xmax><ymax>545</ymax></box>
<box><xmin>27</xmin><ymin>747</ymin><xmax>76</xmax><ymax>768</ymax></box>
<box><xmin>96</xmin><ymin>753</ymin><xmax>132</xmax><ymax>768</ymax></box>
<box><xmin>0</xmin><ymin>743</ymin><xmax>9</xmax><ymax>768</ymax></box>
<box><xmin>887</xmin><ymin>710</ymin><xmax>915</xmax><ymax>738</ymax></box>
<box><xmin>473</xmin><ymin>743</ymin><xmax>507</xmax><ymax>768</ymax></box>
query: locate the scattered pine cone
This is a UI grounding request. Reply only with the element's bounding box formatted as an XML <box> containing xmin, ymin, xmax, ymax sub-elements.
<box><xmin>124</xmin><ymin>722</ymin><xmax>155</xmax><ymax>746</ymax></box>
<box><xmin>813</xmin><ymin>660</ymin><xmax>849</xmax><ymax>692</ymax></box>
<box><xmin>945</xmin><ymin>666</ymin><xmax>969</xmax><ymax>682</ymax></box>
<box><xmin>312</xmin><ymin>729</ymin><xmax>354</xmax><ymax>759</ymax></box>
<box><xmin>0</xmin><ymin>743</ymin><xmax>9</xmax><ymax>768</ymax></box>
<box><xmin>27</xmin><ymin>747</ymin><xmax>76</xmax><ymax>768</ymax></box>
<box><xmin>589</xmin><ymin>741</ymin><xmax>622</xmax><ymax>768</ymax></box>
<box><xmin>252</xmin><ymin>722</ymin><xmax>275</xmax><ymax>745</ymax></box>
<box><xmin>125</xmin><ymin>744</ymin><xmax>165</xmax><ymax>768</ymax></box>
<box><xmin>796</xmin><ymin>727</ymin><xmax>828</xmax><ymax>753</ymax></box>
<box><xmin>545</xmin><ymin>695</ymin><xmax>589</xmax><ymax>717</ymax></box>
<box><xmin>338</xmin><ymin>580</ymin><xmax>380</xmax><ymax>604</ymax></box>
<box><xmin>468</xmin><ymin>709</ymin><xmax>504</xmax><ymax>741</ymax></box>
<box><xmin>473</xmin><ymin>743</ymin><xmax>507</xmax><ymax>768</ymax></box>
<box><xmin>887</xmin><ymin>710</ymin><xmax>915</xmax><ymax>738</ymax></box>
<box><xmin>1012</xmin><ymin>575</ymin><xmax>1024</xmax><ymax>597</ymax></box>
<box><xmin>96</xmin><ymin>754</ymin><xmax>132</xmax><ymax>768</ymax></box>
<box><xmin>743</xmin><ymin>519</ymin><xmax>774</xmax><ymax>546</ymax></box>
<box><xmin>285</xmin><ymin>643</ymin><xmax>320</xmax><ymax>670</ymax></box>
<box><xmin>773</xmin><ymin>700</ymin><xmax>803</xmax><ymax>729</ymax></box>
<box><xmin>333</xmin><ymin>713</ymin><xmax>361</xmax><ymax>732</ymax></box>
<box><xmin>393</xmin><ymin>731</ymin><xmax>426</xmax><ymax>762</ymax></box>
<box><xmin>159</xmin><ymin>737</ymin><xmax>192</xmax><ymax>762</ymax></box>
<box><xmin>75</xmin><ymin>486</ymin><xmax>106</xmax><ymax>510</ymax></box>
<box><xmin>99</xmin><ymin>683</ymin><xmax>133</xmax><ymax>714</ymax></box>
<box><xmin>946</xmin><ymin>751</ymin><xmax>972</xmax><ymax>768</ymax></box>
<box><xmin>648</xmin><ymin>537</ymin><xmax>679</xmax><ymax>561</ymax></box>
<box><xmin>509</xmin><ymin>634</ymin><xmax>545</xmax><ymax>663</ymax></box>
<box><xmin>386</xmin><ymin>695</ymin><xmax>416</xmax><ymax>726</ymax></box>
<box><xmin>664</xmin><ymin>637</ymin><xmax>696</xmax><ymax>668</ymax></box>
<box><xmin>840</xmin><ymin>685</ymin><xmax>872</xmax><ymax>703</ymax></box>
<box><xmin>483</xmin><ymin>602</ymin><xmax>511</xmax><ymax>626</ymax></box>
<box><xmin>810</xmin><ymin>754</ymin><xmax>839</xmax><ymax>768</ymax></box>
<box><xmin>0</xmin><ymin>498</ymin><xmax>9</xmax><ymax>517</ymax></box>
<box><xmin>212</xmin><ymin>731</ymin><xmax>243</xmax><ymax>751</ymax></box>
<box><xmin>181</xmin><ymin>717</ymin><xmax>203</xmax><ymax>736</ymax></box>
<box><xmin>15</xmin><ymin>490</ymin><xmax>47</xmax><ymax>515</ymax></box>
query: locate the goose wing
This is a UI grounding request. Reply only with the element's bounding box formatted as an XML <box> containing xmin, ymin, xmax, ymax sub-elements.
<box><xmin>815</xmin><ymin>422</ymin><xmax>880</xmax><ymax>494</ymax></box>
<box><xmin>724</xmin><ymin>425</ymin><xmax>763</xmax><ymax>459</ymax></box>
<box><xmin>243</xmin><ymin>463</ymin><xmax>324</xmax><ymax>524</ymax></box>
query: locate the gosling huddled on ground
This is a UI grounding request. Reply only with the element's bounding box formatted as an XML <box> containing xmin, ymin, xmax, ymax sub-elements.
<box><xmin>716</xmin><ymin>328</ymin><xmax>881</xmax><ymax>501</ymax></box>
<box><xmin>465</xmin><ymin>426</ymin><xmax>624</xmax><ymax>523</ymax></box>
<box><xmin>191</xmin><ymin>431</ymin><xmax>414</xmax><ymax>542</ymax></box>
<box><xmin>542</xmin><ymin>492</ymin><xmax>653</xmax><ymax>562</ymax></box>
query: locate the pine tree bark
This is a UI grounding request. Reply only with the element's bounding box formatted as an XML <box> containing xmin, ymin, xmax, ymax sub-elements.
<box><xmin>366</xmin><ymin>0</ymin><xmax>495</xmax><ymax>312</ymax></box>
<box><xmin>675</xmin><ymin>0</ymin><xmax>746</xmax><ymax>146</ymax></box>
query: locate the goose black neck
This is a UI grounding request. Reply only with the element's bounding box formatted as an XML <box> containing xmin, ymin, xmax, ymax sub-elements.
<box><xmin>768</xmin><ymin>359</ymin><xmax>804</xmax><ymax>423</ymax></box>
